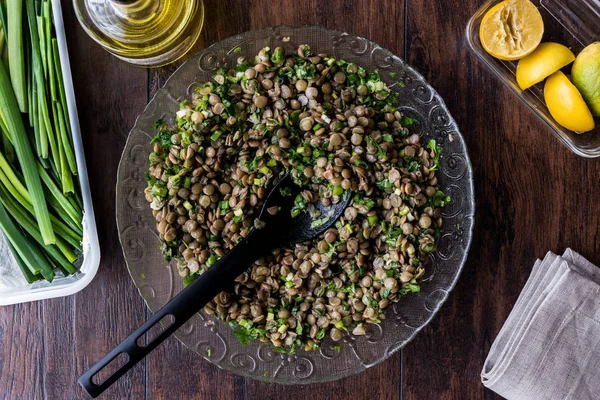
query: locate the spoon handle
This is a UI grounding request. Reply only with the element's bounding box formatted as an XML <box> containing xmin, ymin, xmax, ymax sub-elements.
<box><xmin>78</xmin><ymin>228</ymin><xmax>271</xmax><ymax>398</ymax></box>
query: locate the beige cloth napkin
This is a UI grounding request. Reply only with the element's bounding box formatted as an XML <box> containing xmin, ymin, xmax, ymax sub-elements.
<box><xmin>481</xmin><ymin>249</ymin><xmax>600</xmax><ymax>400</ymax></box>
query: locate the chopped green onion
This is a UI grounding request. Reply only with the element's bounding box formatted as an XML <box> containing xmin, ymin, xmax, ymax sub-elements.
<box><xmin>332</xmin><ymin>186</ymin><xmax>343</xmax><ymax>196</ymax></box>
<box><xmin>210</xmin><ymin>130</ymin><xmax>223</xmax><ymax>141</ymax></box>
<box><xmin>206</xmin><ymin>254</ymin><xmax>218</xmax><ymax>267</ymax></box>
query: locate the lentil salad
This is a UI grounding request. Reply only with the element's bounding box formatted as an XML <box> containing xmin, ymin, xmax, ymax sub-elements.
<box><xmin>145</xmin><ymin>45</ymin><xmax>450</xmax><ymax>352</ymax></box>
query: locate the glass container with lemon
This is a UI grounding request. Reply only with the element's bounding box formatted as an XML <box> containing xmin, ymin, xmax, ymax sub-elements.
<box><xmin>466</xmin><ymin>0</ymin><xmax>600</xmax><ymax>157</ymax></box>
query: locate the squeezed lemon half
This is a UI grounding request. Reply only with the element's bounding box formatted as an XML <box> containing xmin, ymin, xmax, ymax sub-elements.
<box><xmin>480</xmin><ymin>0</ymin><xmax>544</xmax><ymax>61</ymax></box>
<box><xmin>516</xmin><ymin>42</ymin><xmax>575</xmax><ymax>89</ymax></box>
<box><xmin>544</xmin><ymin>71</ymin><xmax>595</xmax><ymax>133</ymax></box>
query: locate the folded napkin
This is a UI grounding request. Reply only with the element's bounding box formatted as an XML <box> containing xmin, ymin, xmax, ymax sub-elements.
<box><xmin>482</xmin><ymin>249</ymin><xmax>600</xmax><ymax>400</ymax></box>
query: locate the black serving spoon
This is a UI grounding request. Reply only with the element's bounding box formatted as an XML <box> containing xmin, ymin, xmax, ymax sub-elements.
<box><xmin>78</xmin><ymin>173</ymin><xmax>351</xmax><ymax>398</ymax></box>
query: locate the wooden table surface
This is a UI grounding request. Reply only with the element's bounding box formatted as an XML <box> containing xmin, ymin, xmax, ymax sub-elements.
<box><xmin>1</xmin><ymin>0</ymin><xmax>598</xmax><ymax>399</ymax></box>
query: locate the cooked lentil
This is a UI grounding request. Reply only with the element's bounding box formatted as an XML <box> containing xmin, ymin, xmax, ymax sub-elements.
<box><xmin>145</xmin><ymin>45</ymin><xmax>450</xmax><ymax>353</ymax></box>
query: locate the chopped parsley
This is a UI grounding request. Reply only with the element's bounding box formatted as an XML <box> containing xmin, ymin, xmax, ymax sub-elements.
<box><xmin>385</xmin><ymin>229</ymin><xmax>402</xmax><ymax>247</ymax></box>
<box><xmin>407</xmin><ymin>160</ymin><xmax>420</xmax><ymax>172</ymax></box>
<box><xmin>398</xmin><ymin>283</ymin><xmax>421</xmax><ymax>296</ymax></box>
<box><xmin>353</xmin><ymin>193</ymin><xmax>375</xmax><ymax>210</ymax></box>
<box><xmin>376</xmin><ymin>179</ymin><xmax>394</xmax><ymax>191</ymax></box>
<box><xmin>364</xmin><ymin>136</ymin><xmax>387</xmax><ymax>159</ymax></box>
<box><xmin>429</xmin><ymin>190</ymin><xmax>451</xmax><ymax>207</ymax></box>
<box><xmin>153</xmin><ymin>119</ymin><xmax>166</xmax><ymax>129</ymax></box>
<box><xmin>382</xmin><ymin>133</ymin><xmax>394</xmax><ymax>143</ymax></box>
<box><xmin>427</xmin><ymin>139</ymin><xmax>442</xmax><ymax>171</ymax></box>
<box><xmin>228</xmin><ymin>320</ymin><xmax>267</xmax><ymax>346</ymax></box>
<box><xmin>280</xmin><ymin>187</ymin><xmax>293</xmax><ymax>197</ymax></box>
<box><xmin>246</xmin><ymin>156</ymin><xmax>262</xmax><ymax>171</ymax></box>
<box><xmin>354</xmin><ymin>159</ymin><xmax>369</xmax><ymax>168</ymax></box>
<box><xmin>367</xmin><ymin>297</ymin><xmax>379</xmax><ymax>310</ymax></box>
<box><xmin>399</xmin><ymin>116</ymin><xmax>417</xmax><ymax>126</ymax></box>
<box><xmin>150</xmin><ymin>130</ymin><xmax>174</xmax><ymax>149</ymax></box>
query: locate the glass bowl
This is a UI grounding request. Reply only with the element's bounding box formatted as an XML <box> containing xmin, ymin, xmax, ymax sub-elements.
<box><xmin>116</xmin><ymin>25</ymin><xmax>475</xmax><ymax>383</ymax></box>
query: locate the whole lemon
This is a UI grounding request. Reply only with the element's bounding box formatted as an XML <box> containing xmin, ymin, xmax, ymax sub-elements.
<box><xmin>572</xmin><ymin>42</ymin><xmax>600</xmax><ymax>116</ymax></box>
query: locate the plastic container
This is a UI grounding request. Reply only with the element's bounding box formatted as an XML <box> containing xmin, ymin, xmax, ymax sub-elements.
<box><xmin>466</xmin><ymin>0</ymin><xmax>600</xmax><ymax>158</ymax></box>
<box><xmin>0</xmin><ymin>0</ymin><xmax>100</xmax><ymax>305</ymax></box>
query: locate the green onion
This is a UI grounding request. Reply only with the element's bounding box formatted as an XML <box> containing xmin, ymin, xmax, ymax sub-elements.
<box><xmin>0</xmin><ymin>60</ymin><xmax>55</xmax><ymax>244</ymax></box>
<box><xmin>37</xmin><ymin>164</ymin><xmax>81</xmax><ymax>229</ymax></box>
<box><xmin>0</xmin><ymin>2</ymin><xmax>8</xmax><ymax>41</ymax></box>
<box><xmin>52</xmin><ymin>39</ymin><xmax>72</xmax><ymax>138</ymax></box>
<box><xmin>0</xmin><ymin>183</ymin><xmax>76</xmax><ymax>267</ymax></box>
<box><xmin>0</xmin><ymin>201</ymin><xmax>54</xmax><ymax>280</ymax></box>
<box><xmin>7</xmin><ymin>0</ymin><xmax>27</xmax><ymax>112</ymax></box>
<box><xmin>7</xmin><ymin>240</ymin><xmax>37</xmax><ymax>283</ymax></box>
<box><xmin>0</xmin><ymin>151</ymin><xmax>31</xmax><ymax>203</ymax></box>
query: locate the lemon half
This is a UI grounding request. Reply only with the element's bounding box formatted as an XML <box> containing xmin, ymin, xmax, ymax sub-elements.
<box><xmin>480</xmin><ymin>0</ymin><xmax>544</xmax><ymax>61</ymax></box>
<box><xmin>544</xmin><ymin>71</ymin><xmax>595</xmax><ymax>133</ymax></box>
<box><xmin>516</xmin><ymin>42</ymin><xmax>575</xmax><ymax>89</ymax></box>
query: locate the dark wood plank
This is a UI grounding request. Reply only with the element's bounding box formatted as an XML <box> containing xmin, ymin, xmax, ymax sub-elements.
<box><xmin>40</xmin><ymin>3</ymin><xmax>150</xmax><ymax>399</ymax></box>
<box><xmin>0</xmin><ymin>302</ymin><xmax>45</xmax><ymax>399</ymax></box>
<box><xmin>402</xmin><ymin>0</ymin><xmax>514</xmax><ymax>397</ymax></box>
<box><xmin>402</xmin><ymin>1</ymin><xmax>600</xmax><ymax>399</ymax></box>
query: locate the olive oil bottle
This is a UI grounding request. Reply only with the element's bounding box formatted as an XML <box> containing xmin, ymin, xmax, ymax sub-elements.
<box><xmin>73</xmin><ymin>0</ymin><xmax>204</xmax><ymax>67</ymax></box>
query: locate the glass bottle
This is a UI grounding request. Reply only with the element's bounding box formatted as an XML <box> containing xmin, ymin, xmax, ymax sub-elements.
<box><xmin>73</xmin><ymin>0</ymin><xmax>204</xmax><ymax>67</ymax></box>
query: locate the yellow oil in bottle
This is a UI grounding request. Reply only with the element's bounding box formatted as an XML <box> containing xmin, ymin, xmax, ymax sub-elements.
<box><xmin>73</xmin><ymin>0</ymin><xmax>204</xmax><ymax>67</ymax></box>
